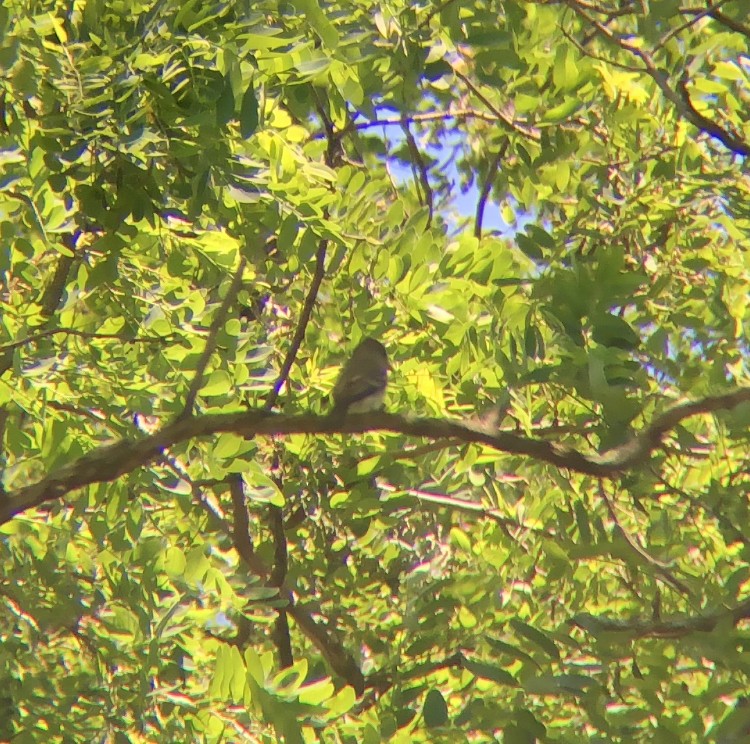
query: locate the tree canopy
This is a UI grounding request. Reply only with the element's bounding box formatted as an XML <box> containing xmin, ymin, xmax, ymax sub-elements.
<box><xmin>1</xmin><ymin>0</ymin><xmax>750</xmax><ymax>741</ymax></box>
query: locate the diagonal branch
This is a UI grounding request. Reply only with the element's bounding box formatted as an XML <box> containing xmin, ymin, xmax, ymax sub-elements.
<box><xmin>474</xmin><ymin>140</ymin><xmax>508</xmax><ymax>239</ymax></box>
<box><xmin>179</xmin><ymin>259</ymin><xmax>246</xmax><ymax>420</ymax></box>
<box><xmin>401</xmin><ymin>120</ymin><xmax>434</xmax><ymax>226</ymax></box>
<box><xmin>680</xmin><ymin>4</ymin><xmax>750</xmax><ymax>39</ymax></box>
<box><xmin>265</xmin><ymin>239</ymin><xmax>327</xmax><ymax>410</ymax></box>
<box><xmin>452</xmin><ymin>68</ymin><xmax>542</xmax><ymax>142</ymax></box>
<box><xmin>597</xmin><ymin>481</ymin><xmax>691</xmax><ymax>596</ymax></box>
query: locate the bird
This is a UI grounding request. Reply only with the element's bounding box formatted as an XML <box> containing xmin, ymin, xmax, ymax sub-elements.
<box><xmin>331</xmin><ymin>337</ymin><xmax>390</xmax><ymax>417</ymax></box>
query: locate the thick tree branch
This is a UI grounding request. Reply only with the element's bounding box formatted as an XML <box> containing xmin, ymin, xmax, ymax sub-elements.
<box><xmin>218</xmin><ymin>472</ymin><xmax>364</xmax><ymax>691</ymax></box>
<box><xmin>229</xmin><ymin>474</ymin><xmax>258</xmax><ymax>571</ymax></box>
<box><xmin>40</xmin><ymin>233</ymin><xmax>79</xmax><ymax>318</ymax></box>
<box><xmin>2</xmin><ymin>388</ymin><xmax>748</xmax><ymax>525</ymax></box>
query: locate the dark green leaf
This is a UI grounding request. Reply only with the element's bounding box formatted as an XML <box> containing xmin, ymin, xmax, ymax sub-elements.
<box><xmin>240</xmin><ymin>84</ymin><xmax>259</xmax><ymax>138</ymax></box>
<box><xmin>461</xmin><ymin>658</ymin><xmax>518</xmax><ymax>686</ymax></box>
<box><xmin>423</xmin><ymin>688</ymin><xmax>449</xmax><ymax>728</ymax></box>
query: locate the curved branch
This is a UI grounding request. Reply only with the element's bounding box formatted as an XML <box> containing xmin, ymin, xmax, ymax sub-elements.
<box><xmin>2</xmin><ymin>387</ymin><xmax>748</xmax><ymax>525</ymax></box>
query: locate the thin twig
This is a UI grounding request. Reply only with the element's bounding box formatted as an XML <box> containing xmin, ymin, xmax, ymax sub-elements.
<box><xmin>179</xmin><ymin>258</ymin><xmax>246</xmax><ymax>420</ymax></box>
<box><xmin>571</xmin><ymin>596</ymin><xmax>750</xmax><ymax>638</ymax></box>
<box><xmin>345</xmin><ymin>109</ymin><xmax>503</xmax><ymax>133</ymax></box>
<box><xmin>379</xmin><ymin>481</ymin><xmax>554</xmax><ymax>538</ymax></box>
<box><xmin>264</xmin><ymin>240</ymin><xmax>327</xmax><ymax>410</ymax></box>
<box><xmin>598</xmin><ymin>481</ymin><xmax>691</xmax><ymax>596</ymax></box>
<box><xmin>401</xmin><ymin>120</ymin><xmax>434</xmax><ymax>226</ymax></box>
<box><xmin>658</xmin><ymin>0</ymin><xmax>732</xmax><ymax>48</ymax></box>
<box><xmin>418</xmin><ymin>0</ymin><xmax>460</xmax><ymax>29</ymax></box>
<box><xmin>363</xmin><ymin>651</ymin><xmax>465</xmax><ymax>700</ymax></box>
<box><xmin>452</xmin><ymin>68</ymin><xmax>542</xmax><ymax>142</ymax></box>
<box><xmin>0</xmin><ymin>328</ymin><xmax>173</xmax><ymax>353</ymax></box>
<box><xmin>680</xmin><ymin>3</ymin><xmax>750</xmax><ymax>39</ymax></box>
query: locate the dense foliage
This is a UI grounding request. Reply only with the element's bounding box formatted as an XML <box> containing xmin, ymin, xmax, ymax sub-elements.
<box><xmin>1</xmin><ymin>0</ymin><xmax>749</xmax><ymax>741</ymax></box>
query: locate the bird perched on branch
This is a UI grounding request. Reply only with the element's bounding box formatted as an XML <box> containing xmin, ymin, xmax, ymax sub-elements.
<box><xmin>331</xmin><ymin>337</ymin><xmax>390</xmax><ymax>417</ymax></box>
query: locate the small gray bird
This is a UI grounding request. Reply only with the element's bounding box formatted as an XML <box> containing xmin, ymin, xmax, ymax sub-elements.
<box><xmin>331</xmin><ymin>337</ymin><xmax>390</xmax><ymax>416</ymax></box>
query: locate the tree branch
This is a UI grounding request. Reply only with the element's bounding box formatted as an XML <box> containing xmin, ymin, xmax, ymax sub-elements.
<box><xmin>2</xmin><ymin>387</ymin><xmax>747</xmax><ymax>525</ymax></box>
<box><xmin>259</xmin><ymin>227</ymin><xmax>327</xmax><ymax>678</ymax></box>
<box><xmin>597</xmin><ymin>481</ymin><xmax>691</xmax><ymax>596</ymax></box>
<box><xmin>378</xmin><ymin>481</ymin><xmax>555</xmax><ymax>538</ymax></box>
<box><xmin>567</xmin><ymin>0</ymin><xmax>750</xmax><ymax>156</ymax></box>
<box><xmin>681</xmin><ymin>4</ymin><xmax>750</xmax><ymax>39</ymax></box>
<box><xmin>452</xmin><ymin>68</ymin><xmax>542</xmax><ymax>142</ymax></box>
<box><xmin>571</xmin><ymin>596</ymin><xmax>750</xmax><ymax>639</ymax></box>
<box><xmin>474</xmin><ymin>140</ymin><xmax>508</xmax><ymax>239</ymax></box>
<box><xmin>345</xmin><ymin>109</ymin><xmax>511</xmax><ymax>132</ymax></box>
<box><xmin>264</xmin><ymin>239</ymin><xmax>327</xmax><ymax>410</ymax></box>
<box><xmin>221</xmin><ymin>475</ymin><xmax>363</xmax><ymax>691</ymax></box>
<box><xmin>0</xmin><ymin>328</ymin><xmax>173</xmax><ymax>353</ymax></box>
<box><xmin>178</xmin><ymin>259</ymin><xmax>246</xmax><ymax>420</ymax></box>
<box><xmin>401</xmin><ymin>120</ymin><xmax>434</xmax><ymax>226</ymax></box>
<box><xmin>40</xmin><ymin>233</ymin><xmax>79</xmax><ymax>318</ymax></box>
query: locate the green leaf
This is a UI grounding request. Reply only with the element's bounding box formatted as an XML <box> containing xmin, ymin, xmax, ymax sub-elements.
<box><xmin>509</xmin><ymin>620</ymin><xmax>561</xmax><ymax>660</ymax></box>
<box><xmin>240</xmin><ymin>84</ymin><xmax>259</xmax><ymax>138</ymax></box>
<box><xmin>542</xmin><ymin>98</ymin><xmax>580</xmax><ymax>122</ymax></box>
<box><xmin>423</xmin><ymin>688</ymin><xmax>449</xmax><ymax>728</ymax></box>
<box><xmin>591</xmin><ymin>313</ymin><xmax>640</xmax><ymax>350</ymax></box>
<box><xmin>293</xmin><ymin>0</ymin><xmax>339</xmax><ymax>49</ymax></box>
<box><xmin>201</xmin><ymin>370</ymin><xmax>233</xmax><ymax>397</ymax></box>
<box><xmin>216</xmin><ymin>74</ymin><xmax>235</xmax><ymax>127</ymax></box>
<box><xmin>461</xmin><ymin>657</ymin><xmax>518</xmax><ymax>686</ymax></box>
